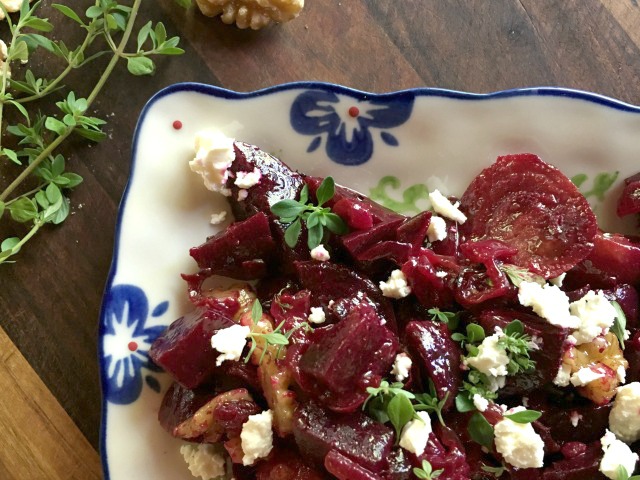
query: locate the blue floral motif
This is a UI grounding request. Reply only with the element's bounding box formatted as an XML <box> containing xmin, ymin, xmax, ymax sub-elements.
<box><xmin>102</xmin><ymin>284</ymin><xmax>167</xmax><ymax>405</ymax></box>
<box><xmin>290</xmin><ymin>89</ymin><xmax>414</xmax><ymax>166</ymax></box>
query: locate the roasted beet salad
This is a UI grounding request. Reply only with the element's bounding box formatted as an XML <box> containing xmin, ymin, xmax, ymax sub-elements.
<box><xmin>149</xmin><ymin>130</ymin><xmax>640</xmax><ymax>480</ymax></box>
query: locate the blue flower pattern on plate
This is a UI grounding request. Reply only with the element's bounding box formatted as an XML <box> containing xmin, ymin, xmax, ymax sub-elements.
<box><xmin>102</xmin><ymin>284</ymin><xmax>167</xmax><ymax>405</ymax></box>
<box><xmin>290</xmin><ymin>90</ymin><xmax>414</xmax><ymax>166</ymax></box>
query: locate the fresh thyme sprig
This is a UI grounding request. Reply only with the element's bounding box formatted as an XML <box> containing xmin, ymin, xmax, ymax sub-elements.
<box><xmin>500</xmin><ymin>263</ymin><xmax>545</xmax><ymax>287</ymax></box>
<box><xmin>497</xmin><ymin>320</ymin><xmax>537</xmax><ymax>375</ymax></box>
<box><xmin>413</xmin><ymin>460</ymin><xmax>443</xmax><ymax>480</ymax></box>
<box><xmin>0</xmin><ymin>0</ymin><xmax>184</xmax><ymax>264</ymax></box>
<box><xmin>270</xmin><ymin>177</ymin><xmax>348</xmax><ymax>249</ymax></box>
<box><xmin>428</xmin><ymin>307</ymin><xmax>460</xmax><ymax>330</ymax></box>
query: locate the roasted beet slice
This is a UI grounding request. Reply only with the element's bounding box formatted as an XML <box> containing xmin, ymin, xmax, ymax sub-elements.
<box><xmin>411</xmin><ymin>425</ymin><xmax>471</xmax><ymax>480</ymax></box>
<box><xmin>396</xmin><ymin>211</ymin><xmax>433</xmax><ymax>250</ymax></box>
<box><xmin>617</xmin><ymin>172</ymin><xmax>640</xmax><ymax>217</ymax></box>
<box><xmin>404</xmin><ymin>321</ymin><xmax>462</xmax><ymax>411</ymax></box>
<box><xmin>293</xmin><ymin>401</ymin><xmax>394</xmax><ymax>473</ymax></box>
<box><xmin>159</xmin><ymin>385</ymin><xmax>257</xmax><ymax>442</ymax></box>
<box><xmin>564</xmin><ymin>232</ymin><xmax>640</xmax><ymax>289</ymax></box>
<box><xmin>475</xmin><ymin>309</ymin><xmax>567</xmax><ymax>395</ymax></box>
<box><xmin>541</xmin><ymin>441</ymin><xmax>606</xmax><ymax>480</ymax></box>
<box><xmin>294</xmin><ymin>260</ymin><xmax>397</xmax><ymax>328</ymax></box>
<box><xmin>332</xmin><ymin>197</ymin><xmax>375</xmax><ymax>230</ymax></box>
<box><xmin>536</xmin><ymin>402</ymin><xmax>611</xmax><ymax>445</ymax></box>
<box><xmin>401</xmin><ymin>254</ymin><xmax>457</xmax><ymax>309</ymax></box>
<box><xmin>226</xmin><ymin>142</ymin><xmax>305</xmax><ymax>220</ymax></box>
<box><xmin>626</xmin><ymin>331</ymin><xmax>640</xmax><ymax>383</ymax></box>
<box><xmin>459</xmin><ymin>154</ymin><xmax>597</xmax><ymax>278</ymax></box>
<box><xmin>149</xmin><ymin>307</ymin><xmax>235</xmax><ymax>388</ymax></box>
<box><xmin>339</xmin><ymin>217</ymin><xmax>405</xmax><ymax>258</ymax></box>
<box><xmin>297</xmin><ymin>301</ymin><xmax>398</xmax><ymax>411</ymax></box>
<box><xmin>324</xmin><ymin>450</ymin><xmax>381</xmax><ymax>480</ymax></box>
<box><xmin>256</xmin><ymin>447</ymin><xmax>327</xmax><ymax>480</ymax></box>
<box><xmin>190</xmin><ymin>212</ymin><xmax>276</xmax><ymax>280</ymax></box>
<box><xmin>305</xmin><ymin>176</ymin><xmax>404</xmax><ymax>227</ymax></box>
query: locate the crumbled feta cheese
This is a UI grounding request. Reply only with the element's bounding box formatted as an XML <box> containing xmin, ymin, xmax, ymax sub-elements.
<box><xmin>180</xmin><ymin>443</ymin><xmax>226</xmax><ymax>480</ymax></box>
<box><xmin>399</xmin><ymin>411</ymin><xmax>432</xmax><ymax>456</ymax></box>
<box><xmin>435</xmin><ymin>271</ymin><xmax>448</xmax><ymax>278</ymax></box>
<box><xmin>428</xmin><ymin>190</ymin><xmax>467</xmax><ymax>224</ymax></box>
<box><xmin>473</xmin><ymin>394</ymin><xmax>489</xmax><ymax>412</ymax></box>
<box><xmin>427</xmin><ymin>215</ymin><xmax>448</xmax><ymax>242</ymax></box>
<box><xmin>570</xmin><ymin>411</ymin><xmax>583</xmax><ymax>427</ymax></box>
<box><xmin>211</xmin><ymin>324</ymin><xmax>250</xmax><ymax>366</ymax></box>
<box><xmin>234</xmin><ymin>168</ymin><xmax>262</xmax><ymax>189</ymax></box>
<box><xmin>554</xmin><ymin>362</ymin><xmax>573</xmax><ymax>387</ymax></box>
<box><xmin>210</xmin><ymin>211</ymin><xmax>227</xmax><ymax>225</ymax></box>
<box><xmin>0</xmin><ymin>40</ymin><xmax>9</xmax><ymax>77</ymax></box>
<box><xmin>599</xmin><ymin>430</ymin><xmax>639</xmax><ymax>480</ymax></box>
<box><xmin>465</xmin><ymin>331</ymin><xmax>509</xmax><ymax>379</ymax></box>
<box><xmin>609</xmin><ymin>382</ymin><xmax>640</xmax><ymax>444</ymax></box>
<box><xmin>518</xmin><ymin>281</ymin><xmax>579</xmax><ymax>328</ymax></box>
<box><xmin>549</xmin><ymin>273</ymin><xmax>566</xmax><ymax>287</ymax></box>
<box><xmin>0</xmin><ymin>1</ymin><xmax>24</xmax><ymax>21</ymax></box>
<box><xmin>379</xmin><ymin>269</ymin><xmax>411</xmax><ymax>299</ymax></box>
<box><xmin>494</xmin><ymin>413</ymin><xmax>545</xmax><ymax>469</ymax></box>
<box><xmin>391</xmin><ymin>353</ymin><xmax>413</xmax><ymax>382</ymax></box>
<box><xmin>310</xmin><ymin>244</ymin><xmax>330</xmax><ymax>261</ymax></box>
<box><xmin>308</xmin><ymin>307</ymin><xmax>326</xmax><ymax>324</ymax></box>
<box><xmin>190</xmin><ymin>130</ymin><xmax>236</xmax><ymax>195</ymax></box>
<box><xmin>569</xmin><ymin>291</ymin><xmax>617</xmax><ymax>345</ymax></box>
<box><xmin>617</xmin><ymin>365</ymin><xmax>627</xmax><ymax>384</ymax></box>
<box><xmin>237</xmin><ymin>189</ymin><xmax>248</xmax><ymax>201</ymax></box>
<box><xmin>240</xmin><ymin>410</ymin><xmax>274</xmax><ymax>466</ymax></box>
<box><xmin>487</xmin><ymin>375</ymin><xmax>507</xmax><ymax>393</ymax></box>
<box><xmin>570</xmin><ymin>366</ymin><xmax>605</xmax><ymax>387</ymax></box>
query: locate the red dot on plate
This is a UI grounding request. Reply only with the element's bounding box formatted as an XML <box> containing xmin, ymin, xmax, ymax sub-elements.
<box><xmin>128</xmin><ymin>341</ymin><xmax>138</xmax><ymax>352</ymax></box>
<box><xmin>172</xmin><ymin>120</ymin><xmax>183</xmax><ymax>130</ymax></box>
<box><xmin>348</xmin><ymin>106</ymin><xmax>359</xmax><ymax>118</ymax></box>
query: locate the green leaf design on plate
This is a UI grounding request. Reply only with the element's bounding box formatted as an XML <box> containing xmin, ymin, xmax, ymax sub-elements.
<box><xmin>571</xmin><ymin>171</ymin><xmax>619</xmax><ymax>202</ymax></box>
<box><xmin>369</xmin><ymin>176</ymin><xmax>430</xmax><ymax>214</ymax></box>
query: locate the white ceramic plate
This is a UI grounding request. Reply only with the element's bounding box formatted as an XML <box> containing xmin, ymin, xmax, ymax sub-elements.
<box><xmin>99</xmin><ymin>83</ymin><xmax>640</xmax><ymax>479</ymax></box>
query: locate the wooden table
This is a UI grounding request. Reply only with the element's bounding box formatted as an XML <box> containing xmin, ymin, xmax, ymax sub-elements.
<box><xmin>1</xmin><ymin>0</ymin><xmax>639</xmax><ymax>477</ymax></box>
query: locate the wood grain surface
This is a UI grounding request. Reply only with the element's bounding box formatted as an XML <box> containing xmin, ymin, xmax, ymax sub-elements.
<box><xmin>1</xmin><ymin>0</ymin><xmax>639</xmax><ymax>477</ymax></box>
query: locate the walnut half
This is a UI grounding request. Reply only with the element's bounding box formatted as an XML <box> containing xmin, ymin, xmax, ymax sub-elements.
<box><xmin>195</xmin><ymin>0</ymin><xmax>304</xmax><ymax>30</ymax></box>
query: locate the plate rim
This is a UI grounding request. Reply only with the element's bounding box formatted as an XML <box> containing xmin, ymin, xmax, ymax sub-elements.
<box><xmin>98</xmin><ymin>81</ymin><xmax>640</xmax><ymax>478</ymax></box>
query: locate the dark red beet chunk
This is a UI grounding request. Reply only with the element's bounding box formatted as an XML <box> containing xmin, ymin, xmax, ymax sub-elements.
<box><xmin>293</xmin><ymin>401</ymin><xmax>395</xmax><ymax>473</ymax></box>
<box><xmin>617</xmin><ymin>172</ymin><xmax>640</xmax><ymax>217</ymax></box>
<box><xmin>412</xmin><ymin>425</ymin><xmax>471</xmax><ymax>480</ymax></box>
<box><xmin>189</xmin><ymin>212</ymin><xmax>276</xmax><ymax>280</ymax></box>
<box><xmin>149</xmin><ymin>307</ymin><xmax>235</xmax><ymax>389</ymax></box>
<box><xmin>298</xmin><ymin>301</ymin><xmax>398</xmax><ymax>411</ymax></box>
<box><xmin>340</xmin><ymin>217</ymin><xmax>405</xmax><ymax>259</ymax></box>
<box><xmin>536</xmin><ymin>402</ymin><xmax>611</xmax><ymax>445</ymax></box>
<box><xmin>459</xmin><ymin>154</ymin><xmax>597</xmax><ymax>278</ymax></box>
<box><xmin>324</xmin><ymin>450</ymin><xmax>381</xmax><ymax>480</ymax></box>
<box><xmin>541</xmin><ymin>441</ymin><xmax>606</xmax><ymax>480</ymax></box>
<box><xmin>475</xmin><ymin>309</ymin><xmax>567</xmax><ymax>395</ymax></box>
<box><xmin>564</xmin><ymin>232</ymin><xmax>640</xmax><ymax>289</ymax></box>
<box><xmin>213</xmin><ymin>399</ymin><xmax>262</xmax><ymax>438</ymax></box>
<box><xmin>333</xmin><ymin>198</ymin><xmax>375</xmax><ymax>230</ymax></box>
<box><xmin>396</xmin><ymin>211</ymin><xmax>433</xmax><ymax>251</ymax></box>
<box><xmin>401</xmin><ymin>253</ymin><xmax>457</xmax><ymax>309</ymax></box>
<box><xmin>626</xmin><ymin>331</ymin><xmax>640</xmax><ymax>383</ymax></box>
<box><xmin>158</xmin><ymin>382</ymin><xmax>215</xmax><ymax>437</ymax></box>
<box><xmin>226</xmin><ymin>142</ymin><xmax>305</xmax><ymax>221</ymax></box>
<box><xmin>404</xmin><ymin>321</ymin><xmax>462</xmax><ymax>411</ymax></box>
<box><xmin>256</xmin><ymin>447</ymin><xmax>327</xmax><ymax>480</ymax></box>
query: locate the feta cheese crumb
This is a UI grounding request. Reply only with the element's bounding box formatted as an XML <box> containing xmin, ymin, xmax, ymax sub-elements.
<box><xmin>241</xmin><ymin>410</ymin><xmax>274</xmax><ymax>466</ymax></box>
<box><xmin>427</xmin><ymin>215</ymin><xmax>448</xmax><ymax>242</ymax></box>
<box><xmin>570</xmin><ymin>411</ymin><xmax>583</xmax><ymax>427</ymax></box>
<box><xmin>210</xmin><ymin>211</ymin><xmax>227</xmax><ymax>225</ymax></box>
<box><xmin>0</xmin><ymin>40</ymin><xmax>9</xmax><ymax>77</ymax></box>
<box><xmin>494</xmin><ymin>414</ymin><xmax>545</xmax><ymax>469</ymax></box>
<box><xmin>569</xmin><ymin>291</ymin><xmax>617</xmax><ymax>345</ymax></box>
<box><xmin>554</xmin><ymin>362</ymin><xmax>573</xmax><ymax>387</ymax></box>
<box><xmin>379</xmin><ymin>269</ymin><xmax>411</xmax><ymax>299</ymax></box>
<box><xmin>609</xmin><ymin>382</ymin><xmax>640</xmax><ymax>444</ymax></box>
<box><xmin>190</xmin><ymin>130</ymin><xmax>236</xmax><ymax>196</ymax></box>
<box><xmin>570</xmin><ymin>366</ymin><xmax>605</xmax><ymax>387</ymax></box>
<box><xmin>391</xmin><ymin>353</ymin><xmax>413</xmax><ymax>382</ymax></box>
<box><xmin>234</xmin><ymin>168</ymin><xmax>262</xmax><ymax>189</ymax></box>
<box><xmin>549</xmin><ymin>273</ymin><xmax>566</xmax><ymax>287</ymax></box>
<box><xmin>518</xmin><ymin>281</ymin><xmax>579</xmax><ymax>328</ymax></box>
<box><xmin>237</xmin><ymin>189</ymin><xmax>248</xmax><ymax>201</ymax></box>
<box><xmin>308</xmin><ymin>307</ymin><xmax>326</xmax><ymax>324</ymax></box>
<box><xmin>617</xmin><ymin>365</ymin><xmax>627</xmax><ymax>384</ymax></box>
<box><xmin>473</xmin><ymin>394</ymin><xmax>489</xmax><ymax>412</ymax></box>
<box><xmin>211</xmin><ymin>324</ymin><xmax>250</xmax><ymax>366</ymax></box>
<box><xmin>399</xmin><ymin>411</ymin><xmax>432</xmax><ymax>456</ymax></box>
<box><xmin>428</xmin><ymin>190</ymin><xmax>467</xmax><ymax>224</ymax></box>
<box><xmin>599</xmin><ymin>430</ymin><xmax>639</xmax><ymax>480</ymax></box>
<box><xmin>180</xmin><ymin>443</ymin><xmax>226</xmax><ymax>480</ymax></box>
<box><xmin>310</xmin><ymin>244</ymin><xmax>330</xmax><ymax>261</ymax></box>
<box><xmin>465</xmin><ymin>331</ymin><xmax>509</xmax><ymax>380</ymax></box>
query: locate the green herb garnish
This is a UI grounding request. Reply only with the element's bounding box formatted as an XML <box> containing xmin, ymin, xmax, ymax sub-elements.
<box><xmin>468</xmin><ymin>412</ymin><xmax>495</xmax><ymax>450</ymax></box>
<box><xmin>270</xmin><ymin>177</ymin><xmax>348</xmax><ymax>249</ymax></box>
<box><xmin>428</xmin><ymin>307</ymin><xmax>460</xmax><ymax>330</ymax></box>
<box><xmin>500</xmin><ymin>264</ymin><xmax>545</xmax><ymax>287</ymax></box>
<box><xmin>413</xmin><ymin>460</ymin><xmax>443</xmax><ymax>479</ymax></box>
<box><xmin>0</xmin><ymin>0</ymin><xmax>184</xmax><ymax>264</ymax></box>
<box><xmin>616</xmin><ymin>465</ymin><xmax>640</xmax><ymax>480</ymax></box>
<box><xmin>611</xmin><ymin>300</ymin><xmax>628</xmax><ymax>350</ymax></box>
<box><xmin>503</xmin><ymin>409</ymin><xmax>542</xmax><ymax>424</ymax></box>
<box><xmin>481</xmin><ymin>463</ymin><xmax>506</xmax><ymax>477</ymax></box>
<box><xmin>497</xmin><ymin>320</ymin><xmax>537</xmax><ymax>376</ymax></box>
